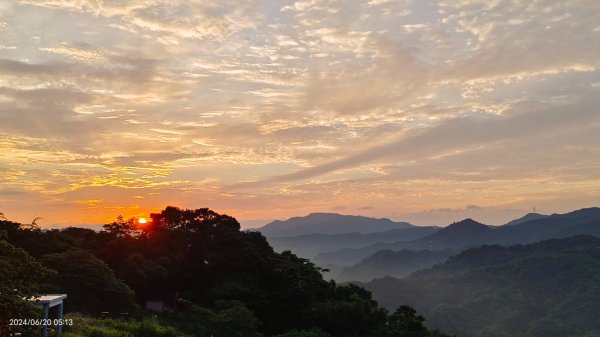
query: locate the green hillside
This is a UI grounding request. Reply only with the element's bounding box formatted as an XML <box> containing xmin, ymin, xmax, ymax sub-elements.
<box><xmin>337</xmin><ymin>249</ymin><xmax>455</xmax><ymax>282</ymax></box>
<box><xmin>0</xmin><ymin>206</ymin><xmax>452</xmax><ymax>337</ymax></box>
<box><xmin>360</xmin><ymin>236</ymin><xmax>600</xmax><ymax>337</ymax></box>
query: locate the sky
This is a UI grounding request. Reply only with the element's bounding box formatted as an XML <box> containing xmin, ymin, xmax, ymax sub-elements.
<box><xmin>1</xmin><ymin>0</ymin><xmax>599</xmax><ymax>228</ymax></box>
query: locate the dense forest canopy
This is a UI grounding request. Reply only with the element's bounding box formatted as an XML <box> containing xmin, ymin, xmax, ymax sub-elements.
<box><xmin>0</xmin><ymin>206</ymin><xmax>452</xmax><ymax>337</ymax></box>
<box><xmin>360</xmin><ymin>236</ymin><xmax>600</xmax><ymax>337</ymax></box>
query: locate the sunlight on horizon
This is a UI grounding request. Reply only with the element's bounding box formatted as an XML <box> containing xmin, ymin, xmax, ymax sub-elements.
<box><xmin>1</xmin><ymin>0</ymin><xmax>599</xmax><ymax>227</ymax></box>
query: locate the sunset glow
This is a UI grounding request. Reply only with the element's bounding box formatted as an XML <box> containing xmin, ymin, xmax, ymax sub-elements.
<box><xmin>1</xmin><ymin>1</ymin><xmax>599</xmax><ymax>228</ymax></box>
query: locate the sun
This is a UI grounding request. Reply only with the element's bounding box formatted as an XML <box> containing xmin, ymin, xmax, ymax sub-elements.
<box><xmin>138</xmin><ymin>217</ymin><xmax>148</xmax><ymax>224</ymax></box>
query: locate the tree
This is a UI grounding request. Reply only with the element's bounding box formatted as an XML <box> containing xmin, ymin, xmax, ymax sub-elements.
<box><xmin>312</xmin><ymin>284</ymin><xmax>388</xmax><ymax>337</ymax></box>
<box><xmin>171</xmin><ymin>299</ymin><xmax>262</xmax><ymax>337</ymax></box>
<box><xmin>381</xmin><ymin>305</ymin><xmax>428</xmax><ymax>336</ymax></box>
<box><xmin>390</xmin><ymin>306</ymin><xmax>426</xmax><ymax>329</ymax></box>
<box><xmin>103</xmin><ymin>215</ymin><xmax>139</xmax><ymax>238</ymax></box>
<box><xmin>41</xmin><ymin>249</ymin><xmax>137</xmax><ymax>314</ymax></box>
<box><xmin>212</xmin><ymin>301</ymin><xmax>262</xmax><ymax>337</ymax></box>
<box><xmin>109</xmin><ymin>206</ymin><xmax>449</xmax><ymax>337</ymax></box>
<box><xmin>118</xmin><ymin>253</ymin><xmax>169</xmax><ymax>300</ymax></box>
<box><xmin>275</xmin><ymin>328</ymin><xmax>331</xmax><ymax>337</ymax></box>
<box><xmin>1</xmin><ymin>218</ymin><xmax>76</xmax><ymax>258</ymax></box>
<box><xmin>0</xmin><ymin>239</ymin><xmax>56</xmax><ymax>335</ymax></box>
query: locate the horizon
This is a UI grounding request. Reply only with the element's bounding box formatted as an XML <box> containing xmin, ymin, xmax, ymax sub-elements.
<box><xmin>1</xmin><ymin>1</ymin><xmax>599</xmax><ymax>227</ymax></box>
<box><xmin>6</xmin><ymin>206</ymin><xmax>595</xmax><ymax>231</ymax></box>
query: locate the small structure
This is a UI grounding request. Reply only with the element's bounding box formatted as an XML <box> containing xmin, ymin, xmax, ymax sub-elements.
<box><xmin>32</xmin><ymin>294</ymin><xmax>67</xmax><ymax>337</ymax></box>
<box><xmin>145</xmin><ymin>293</ymin><xmax>178</xmax><ymax>313</ymax></box>
<box><xmin>145</xmin><ymin>300</ymin><xmax>175</xmax><ymax>313</ymax></box>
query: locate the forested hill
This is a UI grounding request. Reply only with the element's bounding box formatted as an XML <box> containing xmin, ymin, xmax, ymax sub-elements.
<box><xmin>257</xmin><ymin>213</ymin><xmax>413</xmax><ymax>237</ymax></box>
<box><xmin>267</xmin><ymin>226</ymin><xmax>439</xmax><ymax>259</ymax></box>
<box><xmin>337</xmin><ymin>249</ymin><xmax>455</xmax><ymax>282</ymax></box>
<box><xmin>502</xmin><ymin>212</ymin><xmax>548</xmax><ymax>226</ymax></box>
<box><xmin>315</xmin><ymin>208</ymin><xmax>600</xmax><ymax>266</ymax></box>
<box><xmin>0</xmin><ymin>206</ymin><xmax>452</xmax><ymax>337</ymax></box>
<box><xmin>360</xmin><ymin>235</ymin><xmax>600</xmax><ymax>337</ymax></box>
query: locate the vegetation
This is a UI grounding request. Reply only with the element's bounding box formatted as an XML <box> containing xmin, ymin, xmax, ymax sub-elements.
<box><xmin>0</xmin><ymin>232</ymin><xmax>55</xmax><ymax>336</ymax></box>
<box><xmin>336</xmin><ymin>249</ymin><xmax>455</xmax><ymax>282</ymax></box>
<box><xmin>267</xmin><ymin>226</ymin><xmax>438</xmax><ymax>260</ymax></box>
<box><xmin>41</xmin><ymin>249</ymin><xmax>137</xmax><ymax>313</ymax></box>
<box><xmin>0</xmin><ymin>207</ymin><xmax>452</xmax><ymax>337</ymax></box>
<box><xmin>61</xmin><ymin>313</ymin><xmax>180</xmax><ymax>337</ymax></box>
<box><xmin>314</xmin><ymin>208</ymin><xmax>600</xmax><ymax>267</ymax></box>
<box><xmin>360</xmin><ymin>236</ymin><xmax>600</xmax><ymax>337</ymax></box>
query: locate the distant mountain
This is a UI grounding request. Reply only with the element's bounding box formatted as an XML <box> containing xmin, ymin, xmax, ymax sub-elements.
<box><xmin>503</xmin><ymin>212</ymin><xmax>548</xmax><ymax>226</ymax></box>
<box><xmin>359</xmin><ymin>235</ymin><xmax>600</xmax><ymax>337</ymax></box>
<box><xmin>267</xmin><ymin>226</ymin><xmax>439</xmax><ymax>258</ymax></box>
<box><xmin>256</xmin><ymin>213</ymin><xmax>413</xmax><ymax>237</ymax></box>
<box><xmin>314</xmin><ymin>219</ymin><xmax>492</xmax><ymax>266</ymax></box>
<box><xmin>314</xmin><ymin>208</ymin><xmax>600</xmax><ymax>266</ymax></box>
<box><xmin>490</xmin><ymin>207</ymin><xmax>600</xmax><ymax>244</ymax></box>
<box><xmin>413</xmin><ymin>218</ymin><xmax>492</xmax><ymax>248</ymax></box>
<box><xmin>336</xmin><ymin>249</ymin><xmax>455</xmax><ymax>282</ymax></box>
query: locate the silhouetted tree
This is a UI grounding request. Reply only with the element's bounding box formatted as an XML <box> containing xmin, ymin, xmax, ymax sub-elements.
<box><xmin>103</xmin><ymin>215</ymin><xmax>139</xmax><ymax>238</ymax></box>
<box><xmin>0</xmin><ymin>239</ymin><xmax>55</xmax><ymax>336</ymax></box>
<box><xmin>0</xmin><ymin>206</ymin><xmax>454</xmax><ymax>337</ymax></box>
<box><xmin>41</xmin><ymin>249</ymin><xmax>137</xmax><ymax>314</ymax></box>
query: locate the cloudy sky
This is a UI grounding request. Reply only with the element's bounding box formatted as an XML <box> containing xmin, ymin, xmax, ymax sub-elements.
<box><xmin>1</xmin><ymin>0</ymin><xmax>599</xmax><ymax>228</ymax></box>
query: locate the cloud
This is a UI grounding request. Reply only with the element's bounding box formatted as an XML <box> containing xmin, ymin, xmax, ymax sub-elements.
<box><xmin>16</xmin><ymin>0</ymin><xmax>266</xmax><ymax>51</ymax></box>
<box><xmin>438</xmin><ymin>0</ymin><xmax>600</xmax><ymax>81</ymax></box>
<box><xmin>1</xmin><ymin>0</ymin><xmax>599</xmax><ymax>226</ymax></box>
<box><xmin>233</xmin><ymin>97</ymin><xmax>600</xmax><ymax>188</ymax></box>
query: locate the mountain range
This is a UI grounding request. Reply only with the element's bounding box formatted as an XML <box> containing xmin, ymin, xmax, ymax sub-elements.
<box><xmin>336</xmin><ymin>248</ymin><xmax>455</xmax><ymax>282</ymax></box>
<box><xmin>358</xmin><ymin>235</ymin><xmax>600</xmax><ymax>337</ymax></box>
<box><xmin>266</xmin><ymin>226</ymin><xmax>439</xmax><ymax>259</ymax></box>
<box><xmin>314</xmin><ymin>208</ymin><xmax>600</xmax><ymax>267</ymax></box>
<box><xmin>503</xmin><ymin>212</ymin><xmax>548</xmax><ymax>226</ymax></box>
<box><xmin>256</xmin><ymin>212</ymin><xmax>414</xmax><ymax>236</ymax></box>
